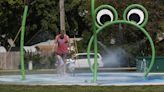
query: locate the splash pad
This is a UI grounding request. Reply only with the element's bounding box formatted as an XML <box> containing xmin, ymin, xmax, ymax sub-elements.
<box><xmin>1</xmin><ymin>72</ymin><xmax>164</xmax><ymax>86</ymax></box>
<box><xmin>4</xmin><ymin>0</ymin><xmax>158</xmax><ymax>86</ymax></box>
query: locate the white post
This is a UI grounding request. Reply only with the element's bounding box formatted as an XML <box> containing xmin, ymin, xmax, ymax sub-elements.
<box><xmin>28</xmin><ymin>60</ymin><xmax>33</xmax><ymax>70</ymax></box>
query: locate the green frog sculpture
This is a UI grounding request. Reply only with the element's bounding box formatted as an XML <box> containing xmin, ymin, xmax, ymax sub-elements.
<box><xmin>87</xmin><ymin>0</ymin><xmax>155</xmax><ymax>82</ymax></box>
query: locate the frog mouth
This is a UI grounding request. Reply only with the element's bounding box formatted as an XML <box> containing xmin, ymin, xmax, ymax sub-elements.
<box><xmin>87</xmin><ymin>20</ymin><xmax>155</xmax><ymax>78</ymax></box>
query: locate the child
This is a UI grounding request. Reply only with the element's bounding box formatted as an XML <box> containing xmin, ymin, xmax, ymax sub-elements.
<box><xmin>66</xmin><ymin>58</ymin><xmax>75</xmax><ymax>76</ymax></box>
<box><xmin>55</xmin><ymin>55</ymin><xmax>65</xmax><ymax>76</ymax></box>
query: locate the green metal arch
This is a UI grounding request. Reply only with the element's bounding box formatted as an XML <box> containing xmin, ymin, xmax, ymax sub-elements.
<box><xmin>87</xmin><ymin>20</ymin><xmax>155</xmax><ymax>78</ymax></box>
<box><xmin>91</xmin><ymin>0</ymin><xmax>98</xmax><ymax>82</ymax></box>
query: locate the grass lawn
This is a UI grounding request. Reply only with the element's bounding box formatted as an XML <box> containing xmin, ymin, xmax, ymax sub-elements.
<box><xmin>0</xmin><ymin>85</ymin><xmax>164</xmax><ymax>92</ymax></box>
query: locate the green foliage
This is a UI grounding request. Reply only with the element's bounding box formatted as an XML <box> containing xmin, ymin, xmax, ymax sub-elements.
<box><xmin>159</xmin><ymin>20</ymin><xmax>164</xmax><ymax>32</ymax></box>
<box><xmin>0</xmin><ymin>0</ymin><xmax>23</xmax><ymax>49</ymax></box>
<box><xmin>77</xmin><ymin>31</ymin><xmax>92</xmax><ymax>53</ymax></box>
<box><xmin>0</xmin><ymin>0</ymin><xmax>88</xmax><ymax>46</ymax></box>
<box><xmin>84</xmin><ymin>0</ymin><xmax>164</xmax><ymax>56</ymax></box>
<box><xmin>8</xmin><ymin>0</ymin><xmax>22</xmax><ymax>5</ymax></box>
<box><xmin>24</xmin><ymin>51</ymin><xmax>57</xmax><ymax>69</ymax></box>
<box><xmin>0</xmin><ymin>0</ymin><xmax>163</xmax><ymax>55</ymax></box>
<box><xmin>24</xmin><ymin>52</ymin><xmax>43</xmax><ymax>69</ymax></box>
<box><xmin>47</xmin><ymin>54</ymin><xmax>57</xmax><ymax>68</ymax></box>
<box><xmin>156</xmin><ymin>42</ymin><xmax>164</xmax><ymax>55</ymax></box>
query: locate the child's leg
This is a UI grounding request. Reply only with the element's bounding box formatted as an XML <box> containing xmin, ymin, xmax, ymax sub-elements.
<box><xmin>61</xmin><ymin>54</ymin><xmax>68</xmax><ymax>74</ymax></box>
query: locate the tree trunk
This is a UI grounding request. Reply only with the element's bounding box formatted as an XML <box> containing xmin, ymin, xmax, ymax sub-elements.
<box><xmin>59</xmin><ymin>0</ymin><xmax>65</xmax><ymax>33</ymax></box>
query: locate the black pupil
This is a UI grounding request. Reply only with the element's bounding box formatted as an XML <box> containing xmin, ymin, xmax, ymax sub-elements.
<box><xmin>129</xmin><ymin>13</ymin><xmax>140</xmax><ymax>23</ymax></box>
<box><xmin>100</xmin><ymin>14</ymin><xmax>111</xmax><ymax>24</ymax></box>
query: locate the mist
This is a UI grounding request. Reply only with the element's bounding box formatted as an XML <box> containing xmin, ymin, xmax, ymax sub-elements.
<box><xmin>102</xmin><ymin>47</ymin><xmax>129</xmax><ymax>67</ymax></box>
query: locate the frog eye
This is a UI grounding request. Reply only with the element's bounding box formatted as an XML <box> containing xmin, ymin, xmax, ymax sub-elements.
<box><xmin>127</xmin><ymin>9</ymin><xmax>144</xmax><ymax>25</ymax></box>
<box><xmin>95</xmin><ymin>5</ymin><xmax>118</xmax><ymax>28</ymax></box>
<box><xmin>96</xmin><ymin>9</ymin><xmax>114</xmax><ymax>26</ymax></box>
<box><xmin>123</xmin><ymin>4</ymin><xmax>148</xmax><ymax>27</ymax></box>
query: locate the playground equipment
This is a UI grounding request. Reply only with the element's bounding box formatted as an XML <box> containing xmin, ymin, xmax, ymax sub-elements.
<box><xmin>20</xmin><ymin>2</ymin><xmax>28</xmax><ymax>80</ymax></box>
<box><xmin>18</xmin><ymin>0</ymin><xmax>155</xmax><ymax>83</ymax></box>
<box><xmin>87</xmin><ymin>0</ymin><xmax>155</xmax><ymax>82</ymax></box>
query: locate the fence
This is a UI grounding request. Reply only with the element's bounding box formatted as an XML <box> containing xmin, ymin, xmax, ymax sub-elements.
<box><xmin>0</xmin><ymin>51</ymin><xmax>56</xmax><ymax>70</ymax></box>
<box><xmin>0</xmin><ymin>52</ymin><xmax>20</xmax><ymax>70</ymax></box>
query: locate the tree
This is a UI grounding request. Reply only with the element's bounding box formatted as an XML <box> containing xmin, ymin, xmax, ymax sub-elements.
<box><xmin>59</xmin><ymin>0</ymin><xmax>65</xmax><ymax>32</ymax></box>
<box><xmin>0</xmin><ymin>0</ymin><xmax>89</xmax><ymax>47</ymax></box>
<box><xmin>0</xmin><ymin>0</ymin><xmax>163</xmax><ymax>56</ymax></box>
<box><xmin>77</xmin><ymin>0</ymin><xmax>164</xmax><ymax>55</ymax></box>
<box><xmin>0</xmin><ymin>0</ymin><xmax>23</xmax><ymax>49</ymax></box>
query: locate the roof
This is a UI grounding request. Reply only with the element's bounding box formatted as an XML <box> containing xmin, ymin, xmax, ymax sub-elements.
<box><xmin>33</xmin><ymin>40</ymin><xmax>54</xmax><ymax>46</ymax></box>
<box><xmin>24</xmin><ymin>46</ymin><xmax>37</xmax><ymax>52</ymax></box>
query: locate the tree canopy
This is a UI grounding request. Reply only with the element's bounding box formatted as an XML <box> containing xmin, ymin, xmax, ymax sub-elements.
<box><xmin>0</xmin><ymin>0</ymin><xmax>163</xmax><ymax>55</ymax></box>
<box><xmin>0</xmin><ymin>0</ymin><xmax>88</xmax><ymax>47</ymax></box>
